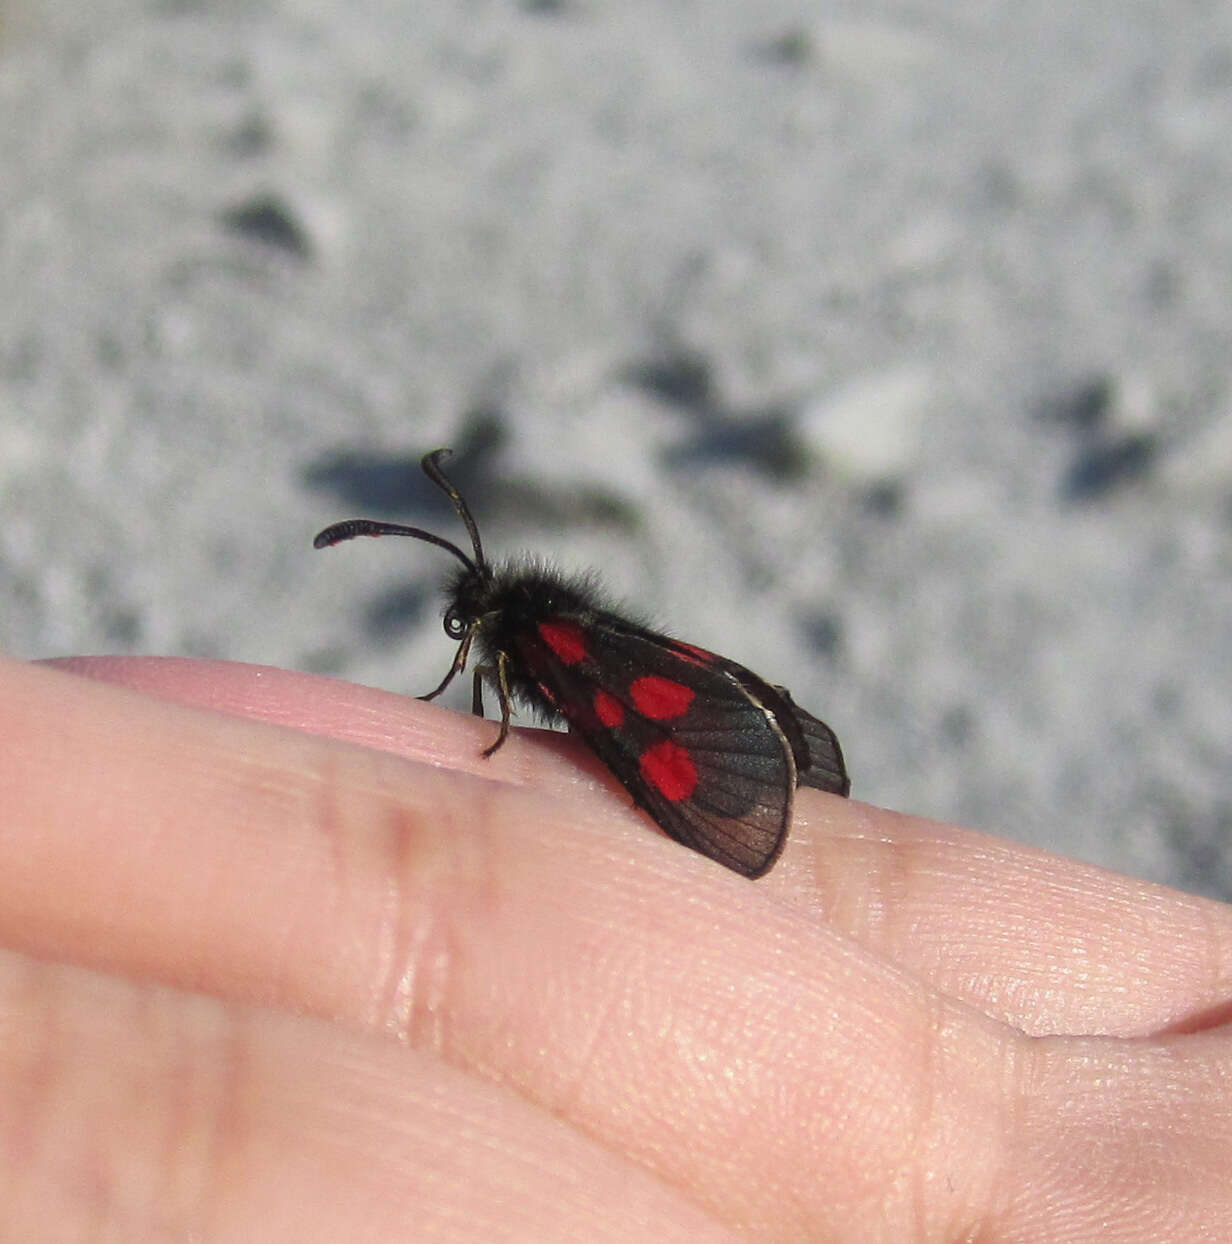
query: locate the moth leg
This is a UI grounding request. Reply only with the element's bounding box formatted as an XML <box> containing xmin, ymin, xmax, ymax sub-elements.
<box><xmin>420</xmin><ymin>628</ymin><xmax>475</xmax><ymax>702</ymax></box>
<box><xmin>467</xmin><ymin>663</ymin><xmax>503</xmax><ymax>753</ymax></box>
<box><xmin>480</xmin><ymin>650</ymin><xmax>514</xmax><ymax>758</ymax></box>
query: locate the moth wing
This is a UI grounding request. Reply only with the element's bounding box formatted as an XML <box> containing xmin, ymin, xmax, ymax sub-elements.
<box><xmin>771</xmin><ymin>686</ymin><xmax>851</xmax><ymax>797</ymax></box>
<box><xmin>517</xmin><ymin>621</ymin><xmax>796</xmax><ymax>878</ymax></box>
<box><xmin>644</xmin><ymin>644</ymin><xmax>851</xmax><ymax>799</ymax></box>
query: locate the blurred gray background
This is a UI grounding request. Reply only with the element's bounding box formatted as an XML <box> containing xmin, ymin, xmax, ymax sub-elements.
<box><xmin>2</xmin><ymin>1</ymin><xmax>1230</xmax><ymax>898</ymax></box>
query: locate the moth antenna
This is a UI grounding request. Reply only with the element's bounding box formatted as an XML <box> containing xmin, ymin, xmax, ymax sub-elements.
<box><xmin>420</xmin><ymin>448</ymin><xmax>487</xmax><ymax>571</ymax></box>
<box><xmin>312</xmin><ymin>518</ymin><xmax>476</xmax><ymax>573</ymax></box>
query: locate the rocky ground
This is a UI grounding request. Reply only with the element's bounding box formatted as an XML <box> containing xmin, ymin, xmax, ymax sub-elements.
<box><xmin>2</xmin><ymin>0</ymin><xmax>1229</xmax><ymax>896</ymax></box>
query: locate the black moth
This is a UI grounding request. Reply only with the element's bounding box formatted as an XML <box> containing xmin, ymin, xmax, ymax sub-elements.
<box><xmin>314</xmin><ymin>449</ymin><xmax>850</xmax><ymax>878</ymax></box>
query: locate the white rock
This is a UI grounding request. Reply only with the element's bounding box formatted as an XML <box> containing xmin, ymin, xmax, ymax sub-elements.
<box><xmin>797</xmin><ymin>365</ymin><xmax>934</xmax><ymax>482</ymax></box>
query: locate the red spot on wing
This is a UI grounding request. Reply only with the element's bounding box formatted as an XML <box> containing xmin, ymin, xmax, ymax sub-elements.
<box><xmin>537</xmin><ymin>619</ymin><xmax>587</xmax><ymax>664</ymax></box>
<box><xmin>629</xmin><ymin>675</ymin><xmax>695</xmax><ymax>720</ymax></box>
<box><xmin>593</xmin><ymin>689</ymin><xmax>625</xmax><ymax>727</ymax></box>
<box><xmin>639</xmin><ymin>739</ymin><xmax>698</xmax><ymax>802</ymax></box>
<box><xmin>671</xmin><ymin>641</ymin><xmax>716</xmax><ymax>666</ymax></box>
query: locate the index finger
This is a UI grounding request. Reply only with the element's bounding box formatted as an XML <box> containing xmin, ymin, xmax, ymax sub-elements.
<box><xmin>34</xmin><ymin>655</ymin><xmax>1232</xmax><ymax>1038</ymax></box>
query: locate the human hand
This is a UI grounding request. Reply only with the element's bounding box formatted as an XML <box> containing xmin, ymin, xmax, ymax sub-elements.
<box><xmin>2</xmin><ymin>655</ymin><xmax>1229</xmax><ymax>1240</ymax></box>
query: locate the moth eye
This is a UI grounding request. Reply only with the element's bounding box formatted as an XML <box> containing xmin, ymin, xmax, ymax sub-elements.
<box><xmin>444</xmin><ymin>607</ymin><xmax>468</xmax><ymax>640</ymax></box>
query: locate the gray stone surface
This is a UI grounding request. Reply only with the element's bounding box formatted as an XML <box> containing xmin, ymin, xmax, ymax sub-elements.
<box><xmin>2</xmin><ymin>1</ymin><xmax>1230</xmax><ymax>896</ymax></box>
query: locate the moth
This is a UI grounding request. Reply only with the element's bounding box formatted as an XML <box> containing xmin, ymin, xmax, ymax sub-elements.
<box><xmin>315</xmin><ymin>449</ymin><xmax>849</xmax><ymax>877</ymax></box>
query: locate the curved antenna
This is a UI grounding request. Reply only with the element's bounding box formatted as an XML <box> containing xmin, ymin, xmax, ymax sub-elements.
<box><xmin>312</xmin><ymin>518</ymin><xmax>476</xmax><ymax>573</ymax></box>
<box><xmin>420</xmin><ymin>448</ymin><xmax>486</xmax><ymax>571</ymax></box>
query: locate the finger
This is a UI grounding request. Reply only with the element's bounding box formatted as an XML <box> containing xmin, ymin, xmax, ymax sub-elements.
<box><xmin>1001</xmin><ymin>1029</ymin><xmax>1232</xmax><ymax>1238</ymax></box>
<box><xmin>0</xmin><ymin>949</ymin><xmax>739</xmax><ymax>1243</ymax></box>
<box><xmin>43</xmin><ymin>655</ymin><xmax>603</xmax><ymax>797</ymax></box>
<box><xmin>39</xmin><ymin>656</ymin><xmax>1232</xmax><ymax>1038</ymax></box>
<box><xmin>9</xmin><ymin>662</ymin><xmax>1232</xmax><ymax>1239</ymax></box>
<box><xmin>0</xmin><ymin>657</ymin><xmax>1018</xmax><ymax>1236</ymax></box>
<box><xmin>777</xmin><ymin>792</ymin><xmax>1232</xmax><ymax>1038</ymax></box>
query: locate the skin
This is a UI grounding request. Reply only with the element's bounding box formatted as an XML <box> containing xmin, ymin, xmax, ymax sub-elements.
<box><xmin>1</xmin><ymin>654</ymin><xmax>1230</xmax><ymax>1241</ymax></box>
